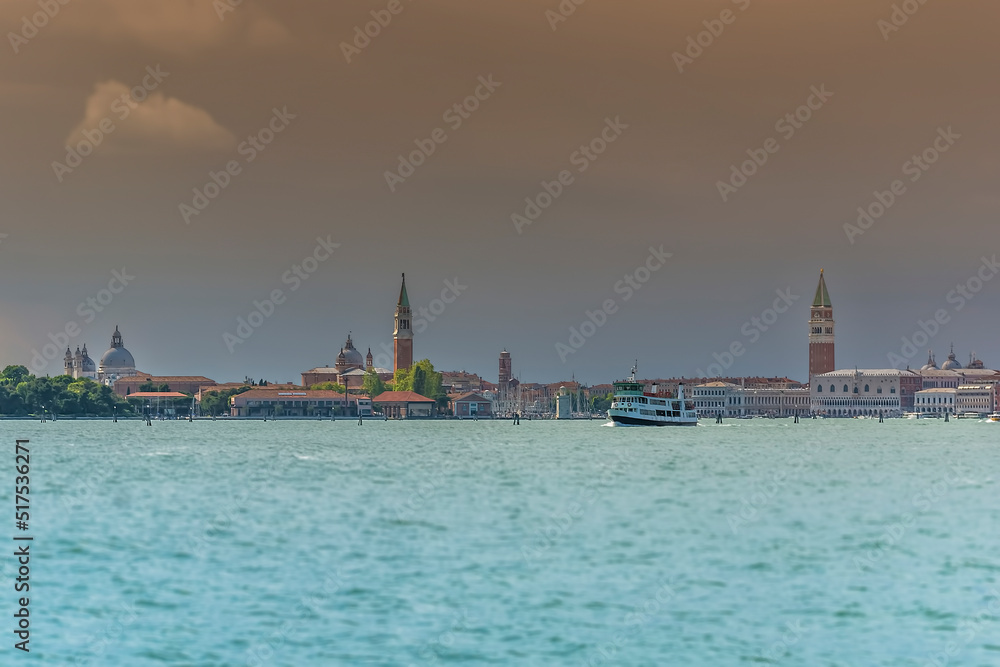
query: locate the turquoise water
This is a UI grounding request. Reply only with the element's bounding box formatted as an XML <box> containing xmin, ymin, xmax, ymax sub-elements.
<box><xmin>2</xmin><ymin>418</ymin><xmax>999</xmax><ymax>666</ymax></box>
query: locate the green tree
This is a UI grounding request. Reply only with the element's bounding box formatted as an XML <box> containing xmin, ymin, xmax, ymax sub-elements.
<box><xmin>139</xmin><ymin>381</ymin><xmax>157</xmax><ymax>392</ymax></box>
<box><xmin>392</xmin><ymin>367</ymin><xmax>413</xmax><ymax>392</ymax></box>
<box><xmin>362</xmin><ymin>370</ymin><xmax>386</xmax><ymax>398</ymax></box>
<box><xmin>1</xmin><ymin>365</ymin><xmax>31</xmax><ymax>385</ymax></box>
<box><xmin>199</xmin><ymin>385</ymin><xmax>252</xmax><ymax>416</ymax></box>
<box><xmin>310</xmin><ymin>382</ymin><xmax>346</xmax><ymax>393</ymax></box>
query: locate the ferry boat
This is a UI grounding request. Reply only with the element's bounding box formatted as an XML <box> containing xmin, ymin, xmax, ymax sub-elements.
<box><xmin>607</xmin><ymin>363</ymin><xmax>698</xmax><ymax>426</ymax></box>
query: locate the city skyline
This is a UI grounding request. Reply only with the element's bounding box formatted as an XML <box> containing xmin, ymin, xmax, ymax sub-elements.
<box><xmin>1</xmin><ymin>1</ymin><xmax>998</xmax><ymax>384</ymax></box>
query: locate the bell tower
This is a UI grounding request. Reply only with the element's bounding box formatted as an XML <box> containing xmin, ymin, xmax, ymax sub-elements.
<box><xmin>808</xmin><ymin>269</ymin><xmax>835</xmax><ymax>379</ymax></box>
<box><xmin>393</xmin><ymin>273</ymin><xmax>413</xmax><ymax>373</ymax></box>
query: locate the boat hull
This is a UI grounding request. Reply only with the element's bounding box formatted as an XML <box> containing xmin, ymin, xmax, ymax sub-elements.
<box><xmin>609</xmin><ymin>414</ymin><xmax>697</xmax><ymax>426</ymax></box>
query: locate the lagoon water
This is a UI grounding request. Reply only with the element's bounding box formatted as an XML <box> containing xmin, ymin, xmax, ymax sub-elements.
<box><xmin>3</xmin><ymin>418</ymin><xmax>1000</xmax><ymax>666</ymax></box>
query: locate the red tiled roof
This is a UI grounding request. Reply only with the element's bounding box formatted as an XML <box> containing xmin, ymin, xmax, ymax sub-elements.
<box><xmin>373</xmin><ymin>391</ymin><xmax>435</xmax><ymax>403</ymax></box>
<box><xmin>120</xmin><ymin>375</ymin><xmax>216</xmax><ymax>383</ymax></box>
<box><xmin>453</xmin><ymin>392</ymin><xmax>490</xmax><ymax>403</ymax></box>
<box><xmin>235</xmin><ymin>390</ymin><xmax>346</xmax><ymax>400</ymax></box>
<box><xmin>125</xmin><ymin>392</ymin><xmax>189</xmax><ymax>398</ymax></box>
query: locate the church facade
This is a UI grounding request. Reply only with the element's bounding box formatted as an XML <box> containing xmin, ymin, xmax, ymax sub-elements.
<box><xmin>64</xmin><ymin>325</ymin><xmax>139</xmax><ymax>384</ymax></box>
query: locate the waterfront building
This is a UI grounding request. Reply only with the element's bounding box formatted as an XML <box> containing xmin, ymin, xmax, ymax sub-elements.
<box><xmin>741</xmin><ymin>387</ymin><xmax>810</xmax><ymax>417</ymax></box>
<box><xmin>441</xmin><ymin>371</ymin><xmax>485</xmax><ymax>394</ymax></box>
<box><xmin>373</xmin><ymin>390</ymin><xmax>435</xmax><ymax>419</ymax></box>
<box><xmin>394</xmin><ymin>274</ymin><xmax>414</xmax><ymax>373</ymax></box>
<box><xmin>693</xmin><ymin>382</ymin><xmax>809</xmax><ymax>417</ymax></box>
<box><xmin>64</xmin><ymin>344</ymin><xmax>97</xmax><ymax>380</ymax></box>
<box><xmin>914</xmin><ymin>388</ymin><xmax>956</xmax><ymax>416</ymax></box>
<box><xmin>301</xmin><ymin>334</ymin><xmax>392</xmax><ymax>388</ymax></box>
<box><xmin>919</xmin><ymin>369</ymin><xmax>961</xmax><ymax>389</ymax></box>
<box><xmin>230</xmin><ymin>389</ymin><xmax>351</xmax><ymax>417</ymax></box>
<box><xmin>810</xmin><ymin>369</ymin><xmax>917</xmax><ymax>417</ymax></box>
<box><xmin>451</xmin><ymin>392</ymin><xmax>493</xmax><ymax>419</ymax></box>
<box><xmin>555</xmin><ymin>386</ymin><xmax>572</xmax><ymax>419</ymax></box>
<box><xmin>692</xmin><ymin>382</ymin><xmax>742</xmax><ymax>417</ymax></box>
<box><xmin>114</xmin><ymin>374</ymin><xmax>216</xmax><ymax>397</ymax></box>
<box><xmin>956</xmin><ymin>385</ymin><xmax>995</xmax><ymax>415</ymax></box>
<box><xmin>808</xmin><ymin>270</ymin><xmax>836</xmax><ymax>379</ymax></box>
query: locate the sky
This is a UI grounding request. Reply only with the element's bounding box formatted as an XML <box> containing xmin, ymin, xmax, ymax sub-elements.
<box><xmin>1</xmin><ymin>0</ymin><xmax>998</xmax><ymax>385</ymax></box>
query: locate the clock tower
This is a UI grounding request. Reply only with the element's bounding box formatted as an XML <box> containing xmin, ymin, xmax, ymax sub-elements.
<box><xmin>808</xmin><ymin>270</ymin><xmax>835</xmax><ymax>379</ymax></box>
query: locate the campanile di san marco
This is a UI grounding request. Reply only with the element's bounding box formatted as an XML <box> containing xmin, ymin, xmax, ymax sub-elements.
<box><xmin>393</xmin><ymin>273</ymin><xmax>413</xmax><ymax>373</ymax></box>
<box><xmin>808</xmin><ymin>270</ymin><xmax>835</xmax><ymax>379</ymax></box>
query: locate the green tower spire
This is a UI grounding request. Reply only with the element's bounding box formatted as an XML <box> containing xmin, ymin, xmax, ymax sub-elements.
<box><xmin>398</xmin><ymin>273</ymin><xmax>409</xmax><ymax>307</ymax></box>
<box><xmin>813</xmin><ymin>269</ymin><xmax>831</xmax><ymax>308</ymax></box>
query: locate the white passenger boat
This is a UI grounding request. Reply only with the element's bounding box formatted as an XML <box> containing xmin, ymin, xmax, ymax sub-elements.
<box><xmin>988</xmin><ymin>412</ymin><xmax>1000</xmax><ymax>423</ymax></box>
<box><xmin>607</xmin><ymin>363</ymin><xmax>698</xmax><ymax>426</ymax></box>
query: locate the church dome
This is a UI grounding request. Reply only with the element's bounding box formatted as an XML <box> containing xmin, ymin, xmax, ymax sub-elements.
<box><xmin>339</xmin><ymin>333</ymin><xmax>364</xmax><ymax>368</ymax></box>
<box><xmin>920</xmin><ymin>351</ymin><xmax>937</xmax><ymax>371</ymax></box>
<box><xmin>81</xmin><ymin>345</ymin><xmax>96</xmax><ymax>373</ymax></box>
<box><xmin>100</xmin><ymin>326</ymin><xmax>136</xmax><ymax>370</ymax></box>
<box><xmin>940</xmin><ymin>352</ymin><xmax>962</xmax><ymax>370</ymax></box>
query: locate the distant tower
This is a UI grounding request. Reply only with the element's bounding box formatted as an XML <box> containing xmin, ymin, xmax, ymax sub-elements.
<box><xmin>808</xmin><ymin>270</ymin><xmax>835</xmax><ymax>379</ymax></box>
<box><xmin>366</xmin><ymin>347</ymin><xmax>374</xmax><ymax>371</ymax></box>
<box><xmin>393</xmin><ymin>273</ymin><xmax>413</xmax><ymax>373</ymax></box>
<box><xmin>499</xmin><ymin>349</ymin><xmax>512</xmax><ymax>385</ymax></box>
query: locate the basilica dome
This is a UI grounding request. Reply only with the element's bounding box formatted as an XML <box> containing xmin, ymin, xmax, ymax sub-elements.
<box><xmin>920</xmin><ymin>351</ymin><xmax>937</xmax><ymax>371</ymax></box>
<box><xmin>337</xmin><ymin>333</ymin><xmax>365</xmax><ymax>369</ymax></box>
<box><xmin>940</xmin><ymin>347</ymin><xmax>962</xmax><ymax>370</ymax></box>
<box><xmin>99</xmin><ymin>326</ymin><xmax>136</xmax><ymax>371</ymax></box>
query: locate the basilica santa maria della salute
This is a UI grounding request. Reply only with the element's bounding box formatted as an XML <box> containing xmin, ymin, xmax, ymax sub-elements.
<box><xmin>64</xmin><ymin>325</ymin><xmax>138</xmax><ymax>385</ymax></box>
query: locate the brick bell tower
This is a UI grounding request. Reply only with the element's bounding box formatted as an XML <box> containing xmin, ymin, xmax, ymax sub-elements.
<box><xmin>393</xmin><ymin>273</ymin><xmax>413</xmax><ymax>373</ymax></box>
<box><xmin>808</xmin><ymin>269</ymin><xmax>835</xmax><ymax>379</ymax></box>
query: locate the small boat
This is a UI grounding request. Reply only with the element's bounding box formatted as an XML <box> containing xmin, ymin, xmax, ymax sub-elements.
<box><xmin>988</xmin><ymin>412</ymin><xmax>1000</xmax><ymax>423</ymax></box>
<box><xmin>607</xmin><ymin>362</ymin><xmax>698</xmax><ymax>426</ymax></box>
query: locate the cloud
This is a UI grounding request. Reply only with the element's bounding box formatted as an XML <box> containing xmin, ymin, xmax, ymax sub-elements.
<box><xmin>66</xmin><ymin>81</ymin><xmax>236</xmax><ymax>155</ymax></box>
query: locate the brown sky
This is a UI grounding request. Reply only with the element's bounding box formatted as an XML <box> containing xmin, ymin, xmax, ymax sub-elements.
<box><xmin>1</xmin><ymin>0</ymin><xmax>998</xmax><ymax>383</ymax></box>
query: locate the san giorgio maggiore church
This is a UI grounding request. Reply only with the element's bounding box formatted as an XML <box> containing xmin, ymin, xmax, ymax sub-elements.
<box><xmin>63</xmin><ymin>325</ymin><xmax>139</xmax><ymax>385</ymax></box>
